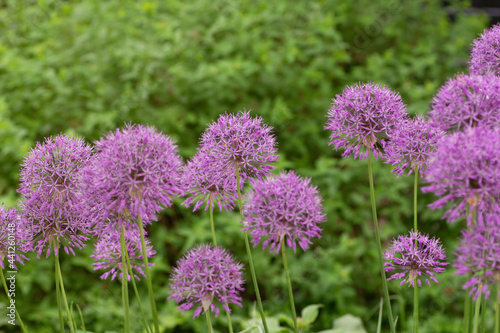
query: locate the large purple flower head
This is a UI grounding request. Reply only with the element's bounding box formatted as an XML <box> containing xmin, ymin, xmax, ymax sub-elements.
<box><xmin>0</xmin><ymin>207</ymin><xmax>31</xmax><ymax>269</ymax></box>
<box><xmin>385</xmin><ymin>116</ymin><xmax>443</xmax><ymax>177</ymax></box>
<box><xmin>325</xmin><ymin>82</ymin><xmax>408</xmax><ymax>160</ymax></box>
<box><xmin>469</xmin><ymin>24</ymin><xmax>500</xmax><ymax>76</ymax></box>
<box><xmin>428</xmin><ymin>73</ymin><xmax>500</xmax><ymax>132</ymax></box>
<box><xmin>384</xmin><ymin>230</ymin><xmax>448</xmax><ymax>287</ymax></box>
<box><xmin>168</xmin><ymin>244</ymin><xmax>245</xmax><ymax>318</ymax></box>
<box><xmin>91</xmin><ymin>226</ymin><xmax>155</xmax><ymax>280</ymax></box>
<box><xmin>422</xmin><ymin>126</ymin><xmax>500</xmax><ymax>223</ymax></box>
<box><xmin>242</xmin><ymin>171</ymin><xmax>326</xmax><ymax>253</ymax></box>
<box><xmin>181</xmin><ymin>149</ymin><xmax>242</xmax><ymax>212</ymax></box>
<box><xmin>454</xmin><ymin>219</ymin><xmax>500</xmax><ymax>300</ymax></box>
<box><xmin>81</xmin><ymin>124</ymin><xmax>184</xmax><ymax>232</ymax></box>
<box><xmin>200</xmin><ymin>110</ymin><xmax>278</xmax><ymax>181</ymax></box>
<box><xmin>18</xmin><ymin>135</ymin><xmax>92</xmax><ymax>258</ymax></box>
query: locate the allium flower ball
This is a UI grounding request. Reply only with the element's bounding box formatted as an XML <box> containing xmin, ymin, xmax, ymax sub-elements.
<box><xmin>91</xmin><ymin>226</ymin><xmax>156</xmax><ymax>280</ymax></box>
<box><xmin>0</xmin><ymin>207</ymin><xmax>31</xmax><ymax>269</ymax></box>
<box><xmin>469</xmin><ymin>24</ymin><xmax>500</xmax><ymax>76</ymax></box>
<box><xmin>325</xmin><ymin>82</ymin><xmax>408</xmax><ymax>160</ymax></box>
<box><xmin>182</xmin><ymin>149</ymin><xmax>242</xmax><ymax>211</ymax></box>
<box><xmin>82</xmin><ymin>124</ymin><xmax>184</xmax><ymax>232</ymax></box>
<box><xmin>242</xmin><ymin>171</ymin><xmax>326</xmax><ymax>253</ymax></box>
<box><xmin>454</xmin><ymin>220</ymin><xmax>500</xmax><ymax>300</ymax></box>
<box><xmin>384</xmin><ymin>230</ymin><xmax>448</xmax><ymax>287</ymax></box>
<box><xmin>428</xmin><ymin>73</ymin><xmax>500</xmax><ymax>132</ymax></box>
<box><xmin>422</xmin><ymin>126</ymin><xmax>500</xmax><ymax>223</ymax></box>
<box><xmin>200</xmin><ymin>111</ymin><xmax>278</xmax><ymax>180</ymax></box>
<box><xmin>385</xmin><ymin>116</ymin><xmax>443</xmax><ymax>177</ymax></box>
<box><xmin>18</xmin><ymin>135</ymin><xmax>92</xmax><ymax>258</ymax></box>
<box><xmin>168</xmin><ymin>244</ymin><xmax>245</xmax><ymax>318</ymax></box>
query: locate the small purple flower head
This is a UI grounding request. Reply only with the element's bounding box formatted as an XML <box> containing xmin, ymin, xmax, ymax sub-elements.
<box><xmin>168</xmin><ymin>244</ymin><xmax>245</xmax><ymax>318</ymax></box>
<box><xmin>325</xmin><ymin>82</ymin><xmax>408</xmax><ymax>160</ymax></box>
<box><xmin>422</xmin><ymin>126</ymin><xmax>500</xmax><ymax>223</ymax></box>
<box><xmin>428</xmin><ymin>73</ymin><xmax>500</xmax><ymax>132</ymax></box>
<box><xmin>242</xmin><ymin>171</ymin><xmax>326</xmax><ymax>253</ymax></box>
<box><xmin>0</xmin><ymin>207</ymin><xmax>31</xmax><ymax>269</ymax></box>
<box><xmin>384</xmin><ymin>230</ymin><xmax>448</xmax><ymax>287</ymax></box>
<box><xmin>385</xmin><ymin>116</ymin><xmax>443</xmax><ymax>177</ymax></box>
<box><xmin>18</xmin><ymin>135</ymin><xmax>92</xmax><ymax>258</ymax></box>
<box><xmin>81</xmin><ymin>124</ymin><xmax>184</xmax><ymax>232</ymax></box>
<box><xmin>200</xmin><ymin>110</ymin><xmax>278</xmax><ymax>180</ymax></box>
<box><xmin>181</xmin><ymin>149</ymin><xmax>242</xmax><ymax>212</ymax></box>
<box><xmin>454</xmin><ymin>219</ymin><xmax>500</xmax><ymax>300</ymax></box>
<box><xmin>91</xmin><ymin>226</ymin><xmax>156</xmax><ymax>281</ymax></box>
<box><xmin>469</xmin><ymin>24</ymin><xmax>500</xmax><ymax>76</ymax></box>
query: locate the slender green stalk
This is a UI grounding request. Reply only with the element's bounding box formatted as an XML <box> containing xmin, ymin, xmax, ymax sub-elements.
<box><xmin>464</xmin><ymin>295</ymin><xmax>472</xmax><ymax>333</ymax></box>
<box><xmin>76</xmin><ymin>304</ymin><xmax>86</xmax><ymax>333</ymax></box>
<box><xmin>120</xmin><ymin>224</ymin><xmax>131</xmax><ymax>333</ymax></box>
<box><xmin>413</xmin><ymin>286</ymin><xmax>419</xmax><ymax>333</ymax></box>
<box><xmin>210</xmin><ymin>202</ymin><xmax>217</xmax><ymax>246</ymax></box>
<box><xmin>0</xmin><ymin>269</ymin><xmax>28</xmax><ymax>332</ymax></box>
<box><xmin>236</xmin><ymin>168</ymin><xmax>269</xmax><ymax>333</ymax></box>
<box><xmin>480</xmin><ymin>294</ymin><xmax>486</xmax><ymax>333</ymax></box>
<box><xmin>226</xmin><ymin>309</ymin><xmax>234</xmax><ymax>333</ymax></box>
<box><xmin>413</xmin><ymin>170</ymin><xmax>419</xmax><ymax>333</ymax></box>
<box><xmin>472</xmin><ymin>294</ymin><xmax>482</xmax><ymax>333</ymax></box>
<box><xmin>206</xmin><ymin>309</ymin><xmax>214</xmax><ymax>333</ymax></box>
<box><xmin>137</xmin><ymin>216</ymin><xmax>160</xmax><ymax>333</ymax></box>
<box><xmin>124</xmin><ymin>246</ymin><xmax>152</xmax><ymax>333</ymax></box>
<box><xmin>281</xmin><ymin>237</ymin><xmax>298</xmax><ymax>333</ymax></box>
<box><xmin>495</xmin><ymin>288</ymin><xmax>500</xmax><ymax>333</ymax></box>
<box><xmin>55</xmin><ymin>248</ymin><xmax>75</xmax><ymax>333</ymax></box>
<box><xmin>367</xmin><ymin>150</ymin><xmax>396</xmax><ymax>333</ymax></box>
<box><xmin>376</xmin><ymin>298</ymin><xmax>383</xmax><ymax>333</ymax></box>
<box><xmin>55</xmin><ymin>248</ymin><xmax>65</xmax><ymax>332</ymax></box>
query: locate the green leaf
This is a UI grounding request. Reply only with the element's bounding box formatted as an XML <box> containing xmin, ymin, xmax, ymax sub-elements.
<box><xmin>301</xmin><ymin>304</ymin><xmax>323</xmax><ymax>326</ymax></box>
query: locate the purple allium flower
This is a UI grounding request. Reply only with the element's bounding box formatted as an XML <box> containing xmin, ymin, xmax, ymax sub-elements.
<box><xmin>91</xmin><ymin>226</ymin><xmax>156</xmax><ymax>280</ymax></box>
<box><xmin>168</xmin><ymin>244</ymin><xmax>245</xmax><ymax>318</ymax></box>
<box><xmin>384</xmin><ymin>230</ymin><xmax>448</xmax><ymax>287</ymax></box>
<box><xmin>385</xmin><ymin>116</ymin><xmax>443</xmax><ymax>177</ymax></box>
<box><xmin>422</xmin><ymin>126</ymin><xmax>500</xmax><ymax>223</ymax></box>
<box><xmin>81</xmin><ymin>124</ymin><xmax>184</xmax><ymax>232</ymax></box>
<box><xmin>181</xmin><ymin>149</ymin><xmax>242</xmax><ymax>211</ymax></box>
<box><xmin>242</xmin><ymin>171</ymin><xmax>326</xmax><ymax>253</ymax></box>
<box><xmin>18</xmin><ymin>135</ymin><xmax>92</xmax><ymax>258</ymax></box>
<box><xmin>0</xmin><ymin>207</ymin><xmax>31</xmax><ymax>269</ymax></box>
<box><xmin>428</xmin><ymin>73</ymin><xmax>500</xmax><ymax>132</ymax></box>
<box><xmin>200</xmin><ymin>111</ymin><xmax>278</xmax><ymax>181</ymax></box>
<box><xmin>325</xmin><ymin>82</ymin><xmax>408</xmax><ymax>160</ymax></box>
<box><xmin>469</xmin><ymin>24</ymin><xmax>500</xmax><ymax>76</ymax></box>
<box><xmin>454</xmin><ymin>220</ymin><xmax>500</xmax><ymax>300</ymax></box>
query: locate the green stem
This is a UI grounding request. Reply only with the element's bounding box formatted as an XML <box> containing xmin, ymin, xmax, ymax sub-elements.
<box><xmin>124</xmin><ymin>245</ymin><xmax>152</xmax><ymax>333</ymax></box>
<box><xmin>55</xmin><ymin>247</ymin><xmax>75</xmax><ymax>333</ymax></box>
<box><xmin>495</xmin><ymin>287</ymin><xmax>500</xmax><ymax>333</ymax></box>
<box><xmin>236</xmin><ymin>168</ymin><xmax>269</xmax><ymax>333</ymax></box>
<box><xmin>464</xmin><ymin>295</ymin><xmax>472</xmax><ymax>333</ymax></box>
<box><xmin>472</xmin><ymin>294</ymin><xmax>482</xmax><ymax>333</ymax></box>
<box><xmin>281</xmin><ymin>237</ymin><xmax>298</xmax><ymax>333</ymax></box>
<box><xmin>206</xmin><ymin>309</ymin><xmax>214</xmax><ymax>333</ymax></box>
<box><xmin>367</xmin><ymin>150</ymin><xmax>396</xmax><ymax>333</ymax></box>
<box><xmin>481</xmin><ymin>294</ymin><xmax>486</xmax><ymax>333</ymax></box>
<box><xmin>226</xmin><ymin>309</ymin><xmax>234</xmax><ymax>333</ymax></box>
<box><xmin>210</xmin><ymin>202</ymin><xmax>217</xmax><ymax>246</ymax></box>
<box><xmin>137</xmin><ymin>217</ymin><xmax>160</xmax><ymax>333</ymax></box>
<box><xmin>0</xmin><ymin>269</ymin><xmax>28</xmax><ymax>332</ymax></box>
<box><xmin>120</xmin><ymin>224</ymin><xmax>131</xmax><ymax>333</ymax></box>
<box><xmin>413</xmin><ymin>170</ymin><xmax>418</xmax><ymax>333</ymax></box>
<box><xmin>55</xmin><ymin>249</ymin><xmax>64</xmax><ymax>332</ymax></box>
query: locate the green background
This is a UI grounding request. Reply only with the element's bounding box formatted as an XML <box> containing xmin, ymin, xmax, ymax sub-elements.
<box><xmin>0</xmin><ymin>0</ymin><xmax>491</xmax><ymax>332</ymax></box>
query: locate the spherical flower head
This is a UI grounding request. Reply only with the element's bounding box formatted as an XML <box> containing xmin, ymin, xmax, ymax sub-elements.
<box><xmin>181</xmin><ymin>149</ymin><xmax>242</xmax><ymax>212</ymax></box>
<box><xmin>469</xmin><ymin>24</ymin><xmax>500</xmax><ymax>76</ymax></box>
<box><xmin>91</xmin><ymin>226</ymin><xmax>155</xmax><ymax>280</ymax></box>
<box><xmin>454</xmin><ymin>219</ymin><xmax>500</xmax><ymax>300</ymax></box>
<box><xmin>168</xmin><ymin>244</ymin><xmax>245</xmax><ymax>318</ymax></box>
<box><xmin>385</xmin><ymin>116</ymin><xmax>443</xmax><ymax>177</ymax></box>
<box><xmin>81</xmin><ymin>124</ymin><xmax>184</xmax><ymax>232</ymax></box>
<box><xmin>0</xmin><ymin>207</ymin><xmax>32</xmax><ymax>269</ymax></box>
<box><xmin>200</xmin><ymin>110</ymin><xmax>278</xmax><ymax>180</ymax></box>
<box><xmin>325</xmin><ymin>82</ymin><xmax>408</xmax><ymax>160</ymax></box>
<box><xmin>242</xmin><ymin>171</ymin><xmax>326</xmax><ymax>253</ymax></box>
<box><xmin>428</xmin><ymin>73</ymin><xmax>500</xmax><ymax>132</ymax></box>
<box><xmin>384</xmin><ymin>230</ymin><xmax>448</xmax><ymax>287</ymax></box>
<box><xmin>18</xmin><ymin>134</ymin><xmax>92</xmax><ymax>258</ymax></box>
<box><xmin>422</xmin><ymin>126</ymin><xmax>500</xmax><ymax>223</ymax></box>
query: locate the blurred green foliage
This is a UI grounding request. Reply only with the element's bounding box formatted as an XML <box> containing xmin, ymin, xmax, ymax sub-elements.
<box><xmin>0</xmin><ymin>0</ymin><xmax>490</xmax><ymax>332</ymax></box>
